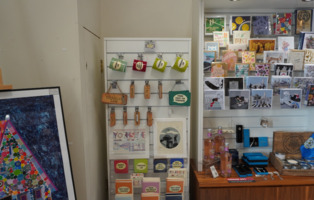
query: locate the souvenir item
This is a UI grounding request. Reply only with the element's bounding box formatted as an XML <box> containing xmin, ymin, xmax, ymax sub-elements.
<box><xmin>134</xmin><ymin>159</ymin><xmax>148</xmax><ymax>173</ymax></box>
<box><xmin>158</xmin><ymin>81</ymin><xmax>163</xmax><ymax>99</ymax></box>
<box><xmin>109</xmin><ymin>57</ymin><xmax>127</xmax><ymax>72</ymax></box>
<box><xmin>144</xmin><ymin>81</ymin><xmax>150</xmax><ymax>99</ymax></box>
<box><xmin>154</xmin><ymin>159</ymin><xmax>168</xmax><ymax>173</ymax></box>
<box><xmin>295</xmin><ymin>9</ymin><xmax>312</xmax><ymax>34</ymax></box>
<box><xmin>205</xmin><ymin>15</ymin><xmax>226</xmax><ymax>35</ymax></box>
<box><xmin>152</xmin><ymin>57</ymin><xmax>167</xmax><ymax>72</ymax></box>
<box><xmin>110</xmin><ymin>107</ymin><xmax>116</xmax><ymax>127</ymax></box>
<box><xmin>130</xmin><ymin>173</ymin><xmax>144</xmax><ymax>188</ymax></box>
<box><xmin>114</xmin><ymin>160</ymin><xmax>129</xmax><ymax>174</ymax></box>
<box><xmin>102</xmin><ymin>82</ymin><xmax>128</xmax><ymax>105</ymax></box>
<box><xmin>134</xmin><ymin>107</ymin><xmax>140</xmax><ymax>126</ymax></box>
<box><xmin>273</xmin><ymin>13</ymin><xmax>292</xmax><ymax>35</ymax></box>
<box><xmin>133</xmin><ymin>59</ymin><xmax>147</xmax><ymax>72</ymax></box>
<box><xmin>169</xmin><ymin>81</ymin><xmax>191</xmax><ymax>106</ymax></box>
<box><xmin>123</xmin><ymin>107</ymin><xmax>128</xmax><ymax>126</ymax></box>
<box><xmin>172</xmin><ymin>57</ymin><xmax>189</xmax><ymax>72</ymax></box>
<box><xmin>147</xmin><ymin>107</ymin><xmax>153</xmax><ymax>127</ymax></box>
<box><xmin>130</xmin><ymin>81</ymin><xmax>135</xmax><ymax>98</ymax></box>
<box><xmin>263</xmin><ymin>51</ymin><xmax>285</xmax><ymax>68</ymax></box>
<box><xmin>252</xmin><ymin>16</ymin><xmax>271</xmax><ymax>35</ymax></box>
<box><xmin>142</xmin><ymin>177</ymin><xmax>160</xmax><ymax>193</ymax></box>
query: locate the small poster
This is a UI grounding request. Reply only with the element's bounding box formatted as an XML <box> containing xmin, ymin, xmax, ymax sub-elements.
<box><xmin>154</xmin><ymin>118</ymin><xmax>187</xmax><ymax>158</ymax></box>
<box><xmin>252</xmin><ymin>16</ymin><xmax>271</xmax><ymax>35</ymax></box>
<box><xmin>213</xmin><ymin>31</ymin><xmax>229</xmax><ymax>48</ymax></box>
<box><xmin>205</xmin><ymin>15</ymin><xmax>226</xmax><ymax>35</ymax></box>
<box><xmin>296</xmin><ymin>9</ymin><xmax>312</xmax><ymax>34</ymax></box>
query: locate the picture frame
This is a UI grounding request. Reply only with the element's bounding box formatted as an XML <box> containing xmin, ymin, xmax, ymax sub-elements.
<box><xmin>295</xmin><ymin>9</ymin><xmax>313</xmax><ymax>35</ymax></box>
<box><xmin>204</xmin><ymin>15</ymin><xmax>227</xmax><ymax>35</ymax></box>
<box><xmin>153</xmin><ymin>118</ymin><xmax>187</xmax><ymax>158</ymax></box>
<box><xmin>248</xmin><ymin>39</ymin><xmax>276</xmax><ymax>54</ymax></box>
<box><xmin>0</xmin><ymin>87</ymin><xmax>76</xmax><ymax>200</ymax></box>
<box><xmin>204</xmin><ymin>41</ymin><xmax>220</xmax><ymax>58</ymax></box>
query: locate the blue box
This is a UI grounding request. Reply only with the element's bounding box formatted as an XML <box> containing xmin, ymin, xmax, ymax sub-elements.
<box><xmin>243</xmin><ymin>129</ymin><xmax>250</xmax><ymax>147</ymax></box>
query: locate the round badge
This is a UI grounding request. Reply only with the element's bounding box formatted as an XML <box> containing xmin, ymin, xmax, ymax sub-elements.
<box><xmin>136</xmin><ymin>62</ymin><xmax>144</xmax><ymax>70</ymax></box>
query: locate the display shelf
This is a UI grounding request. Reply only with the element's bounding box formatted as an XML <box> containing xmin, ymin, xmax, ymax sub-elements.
<box><xmin>104</xmin><ymin>38</ymin><xmax>191</xmax><ymax>200</ymax></box>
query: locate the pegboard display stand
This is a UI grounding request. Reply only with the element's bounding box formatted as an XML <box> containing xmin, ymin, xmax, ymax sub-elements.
<box><xmin>104</xmin><ymin>38</ymin><xmax>191</xmax><ymax>200</ymax></box>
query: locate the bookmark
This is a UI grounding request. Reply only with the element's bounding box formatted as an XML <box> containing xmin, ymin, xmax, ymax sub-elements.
<box><xmin>134</xmin><ymin>107</ymin><xmax>140</xmax><ymax>126</ymax></box>
<box><xmin>147</xmin><ymin>107</ymin><xmax>153</xmax><ymax>127</ymax></box>
<box><xmin>123</xmin><ymin>106</ymin><xmax>128</xmax><ymax>126</ymax></box>
<box><xmin>110</xmin><ymin>107</ymin><xmax>116</xmax><ymax>127</ymax></box>
<box><xmin>130</xmin><ymin>81</ymin><xmax>135</xmax><ymax>99</ymax></box>
<box><xmin>158</xmin><ymin>81</ymin><xmax>163</xmax><ymax>99</ymax></box>
<box><xmin>144</xmin><ymin>81</ymin><xmax>150</xmax><ymax>99</ymax></box>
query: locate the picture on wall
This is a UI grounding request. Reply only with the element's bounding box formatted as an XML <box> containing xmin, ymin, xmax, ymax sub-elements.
<box><xmin>295</xmin><ymin>9</ymin><xmax>312</xmax><ymax>34</ymax></box>
<box><xmin>251</xmin><ymin>89</ymin><xmax>273</xmax><ymax>109</ymax></box>
<box><xmin>204</xmin><ymin>90</ymin><xmax>225</xmax><ymax>110</ymax></box>
<box><xmin>251</xmin><ymin>16</ymin><xmax>271</xmax><ymax>35</ymax></box>
<box><xmin>230</xmin><ymin>16</ymin><xmax>251</xmax><ymax>34</ymax></box>
<box><xmin>229</xmin><ymin>89</ymin><xmax>250</xmax><ymax>110</ymax></box>
<box><xmin>280</xmin><ymin>88</ymin><xmax>302</xmax><ymax>109</ymax></box>
<box><xmin>0</xmin><ymin>87</ymin><xmax>76</xmax><ymax>200</ymax></box>
<box><xmin>153</xmin><ymin>118</ymin><xmax>187</xmax><ymax>158</ymax></box>
<box><xmin>204</xmin><ymin>15</ymin><xmax>226</xmax><ymax>35</ymax></box>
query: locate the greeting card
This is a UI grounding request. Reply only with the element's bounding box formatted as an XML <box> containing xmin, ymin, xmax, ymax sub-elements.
<box><xmin>210</xmin><ymin>62</ymin><xmax>227</xmax><ymax>77</ymax></box>
<box><xmin>280</xmin><ymin>88</ymin><xmax>302</xmax><ymax>109</ymax></box>
<box><xmin>203</xmin><ymin>77</ymin><xmax>224</xmax><ymax>91</ymax></box>
<box><xmin>252</xmin><ymin>16</ymin><xmax>271</xmax><ymax>35</ymax></box>
<box><xmin>235</xmin><ymin>63</ymin><xmax>250</xmax><ymax>78</ymax></box>
<box><xmin>304</xmin><ymin>64</ymin><xmax>314</xmax><ymax>77</ymax></box>
<box><xmin>251</xmin><ymin>89</ymin><xmax>273</xmax><ymax>109</ymax></box>
<box><xmin>293</xmin><ymin>77</ymin><xmax>314</xmax><ymax>95</ymax></box>
<box><xmin>274</xmin><ymin>63</ymin><xmax>293</xmax><ymax>77</ymax></box>
<box><xmin>296</xmin><ymin>9</ymin><xmax>312</xmax><ymax>34</ymax></box>
<box><xmin>242</xmin><ymin>51</ymin><xmax>256</xmax><ymax>70</ymax></box>
<box><xmin>273</xmin><ymin>13</ymin><xmax>292</xmax><ymax>35</ymax></box>
<box><xmin>204</xmin><ymin>51</ymin><xmax>216</xmax><ymax>72</ymax></box>
<box><xmin>271</xmin><ymin>76</ymin><xmax>292</xmax><ymax>95</ymax></box>
<box><xmin>222</xmin><ymin>51</ymin><xmax>238</xmax><ymax>71</ymax></box>
<box><xmin>304</xmin><ymin>49</ymin><xmax>314</xmax><ymax>64</ymax></box>
<box><xmin>231</xmin><ymin>16</ymin><xmax>251</xmax><ymax>34</ymax></box>
<box><xmin>277</xmin><ymin>37</ymin><xmax>294</xmax><ymax>58</ymax></box>
<box><xmin>287</xmin><ymin>50</ymin><xmax>305</xmax><ymax>71</ymax></box>
<box><xmin>255</xmin><ymin>63</ymin><xmax>270</xmax><ymax>76</ymax></box>
<box><xmin>233</xmin><ymin>31</ymin><xmax>251</xmax><ymax>45</ymax></box>
<box><xmin>205</xmin><ymin>15</ymin><xmax>226</xmax><ymax>35</ymax></box>
<box><xmin>229</xmin><ymin>89</ymin><xmax>250</xmax><ymax>110</ymax></box>
<box><xmin>204</xmin><ymin>90</ymin><xmax>225</xmax><ymax>110</ymax></box>
<box><xmin>213</xmin><ymin>31</ymin><xmax>229</xmax><ymax>47</ymax></box>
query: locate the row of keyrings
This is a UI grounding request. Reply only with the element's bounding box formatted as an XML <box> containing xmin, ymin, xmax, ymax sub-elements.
<box><xmin>109</xmin><ymin>107</ymin><xmax>153</xmax><ymax>127</ymax></box>
<box><xmin>109</xmin><ymin>55</ymin><xmax>189</xmax><ymax>73</ymax></box>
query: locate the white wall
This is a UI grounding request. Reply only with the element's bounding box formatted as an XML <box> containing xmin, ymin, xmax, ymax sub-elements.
<box><xmin>0</xmin><ymin>1</ymin><xmax>88</xmax><ymax>200</ymax></box>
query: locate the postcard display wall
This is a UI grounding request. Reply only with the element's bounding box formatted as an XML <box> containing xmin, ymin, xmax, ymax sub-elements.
<box><xmin>198</xmin><ymin>11</ymin><xmax>314</xmax><ymax>171</ymax></box>
<box><xmin>104</xmin><ymin>38</ymin><xmax>191</xmax><ymax>200</ymax></box>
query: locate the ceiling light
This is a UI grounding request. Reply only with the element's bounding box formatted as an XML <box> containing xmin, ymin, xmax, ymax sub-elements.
<box><xmin>302</xmin><ymin>0</ymin><xmax>314</xmax><ymax>2</ymax></box>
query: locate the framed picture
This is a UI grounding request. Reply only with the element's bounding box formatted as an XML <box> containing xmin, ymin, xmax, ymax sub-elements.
<box><xmin>296</xmin><ymin>9</ymin><xmax>312</xmax><ymax>34</ymax></box>
<box><xmin>251</xmin><ymin>89</ymin><xmax>273</xmax><ymax>109</ymax></box>
<box><xmin>204</xmin><ymin>51</ymin><xmax>216</xmax><ymax>72</ymax></box>
<box><xmin>204</xmin><ymin>90</ymin><xmax>225</xmax><ymax>110</ymax></box>
<box><xmin>273</xmin><ymin>13</ymin><xmax>293</xmax><ymax>35</ymax></box>
<box><xmin>0</xmin><ymin>87</ymin><xmax>76</xmax><ymax>200</ymax></box>
<box><xmin>153</xmin><ymin>118</ymin><xmax>187</xmax><ymax>158</ymax></box>
<box><xmin>251</xmin><ymin>16</ymin><xmax>271</xmax><ymax>35</ymax></box>
<box><xmin>213</xmin><ymin>31</ymin><xmax>229</xmax><ymax>48</ymax></box>
<box><xmin>204</xmin><ymin>15</ymin><xmax>226</xmax><ymax>35</ymax></box>
<box><xmin>248</xmin><ymin>39</ymin><xmax>276</xmax><ymax>54</ymax></box>
<box><xmin>204</xmin><ymin>41</ymin><xmax>220</xmax><ymax>58</ymax></box>
<box><xmin>229</xmin><ymin>89</ymin><xmax>250</xmax><ymax>110</ymax></box>
<box><xmin>277</xmin><ymin>36</ymin><xmax>295</xmax><ymax>58</ymax></box>
<box><xmin>287</xmin><ymin>50</ymin><xmax>305</xmax><ymax>71</ymax></box>
<box><xmin>230</xmin><ymin>16</ymin><xmax>251</xmax><ymax>34</ymax></box>
<box><xmin>224</xmin><ymin>77</ymin><xmax>244</xmax><ymax>96</ymax></box>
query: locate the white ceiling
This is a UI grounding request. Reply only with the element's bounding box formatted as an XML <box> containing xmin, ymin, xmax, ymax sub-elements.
<box><xmin>204</xmin><ymin>0</ymin><xmax>314</xmax><ymax>11</ymax></box>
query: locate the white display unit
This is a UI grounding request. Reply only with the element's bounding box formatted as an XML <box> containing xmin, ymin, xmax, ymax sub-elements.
<box><xmin>104</xmin><ymin>38</ymin><xmax>191</xmax><ymax>200</ymax></box>
<box><xmin>192</xmin><ymin>0</ymin><xmax>314</xmax><ymax>172</ymax></box>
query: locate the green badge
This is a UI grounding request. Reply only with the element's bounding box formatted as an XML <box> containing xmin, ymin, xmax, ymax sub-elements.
<box><xmin>169</xmin><ymin>90</ymin><xmax>191</xmax><ymax>106</ymax></box>
<box><xmin>152</xmin><ymin>57</ymin><xmax>167</xmax><ymax>72</ymax></box>
<box><xmin>109</xmin><ymin>57</ymin><xmax>127</xmax><ymax>72</ymax></box>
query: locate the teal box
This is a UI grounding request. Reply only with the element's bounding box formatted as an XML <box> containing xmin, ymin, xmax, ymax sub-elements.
<box><xmin>258</xmin><ymin>137</ymin><xmax>268</xmax><ymax>147</ymax></box>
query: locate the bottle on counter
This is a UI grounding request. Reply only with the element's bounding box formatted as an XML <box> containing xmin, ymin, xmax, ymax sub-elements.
<box><xmin>220</xmin><ymin>143</ymin><xmax>232</xmax><ymax>178</ymax></box>
<box><xmin>203</xmin><ymin>129</ymin><xmax>215</xmax><ymax>175</ymax></box>
<box><xmin>214</xmin><ymin>126</ymin><xmax>225</xmax><ymax>158</ymax></box>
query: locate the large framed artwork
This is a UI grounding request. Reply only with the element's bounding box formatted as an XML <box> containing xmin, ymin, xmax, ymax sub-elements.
<box><xmin>0</xmin><ymin>87</ymin><xmax>76</xmax><ymax>200</ymax></box>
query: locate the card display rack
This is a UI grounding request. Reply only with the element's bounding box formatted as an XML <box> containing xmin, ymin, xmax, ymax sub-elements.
<box><xmin>104</xmin><ymin>38</ymin><xmax>191</xmax><ymax>200</ymax></box>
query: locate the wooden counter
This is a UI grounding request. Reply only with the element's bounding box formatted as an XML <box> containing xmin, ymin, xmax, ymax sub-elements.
<box><xmin>190</xmin><ymin>161</ymin><xmax>314</xmax><ymax>200</ymax></box>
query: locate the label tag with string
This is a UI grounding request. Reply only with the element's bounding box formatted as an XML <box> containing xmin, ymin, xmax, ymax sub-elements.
<box><xmin>134</xmin><ymin>107</ymin><xmax>140</xmax><ymax>126</ymax></box>
<box><xmin>144</xmin><ymin>80</ymin><xmax>150</xmax><ymax>99</ymax></box>
<box><xmin>110</xmin><ymin>107</ymin><xmax>116</xmax><ymax>127</ymax></box>
<box><xmin>147</xmin><ymin>107</ymin><xmax>153</xmax><ymax>127</ymax></box>
<box><xmin>123</xmin><ymin>106</ymin><xmax>128</xmax><ymax>126</ymax></box>
<box><xmin>130</xmin><ymin>81</ymin><xmax>135</xmax><ymax>99</ymax></box>
<box><xmin>168</xmin><ymin>80</ymin><xmax>191</xmax><ymax>106</ymax></box>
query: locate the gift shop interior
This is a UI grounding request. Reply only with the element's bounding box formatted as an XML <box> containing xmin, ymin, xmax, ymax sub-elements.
<box><xmin>1</xmin><ymin>0</ymin><xmax>314</xmax><ymax>200</ymax></box>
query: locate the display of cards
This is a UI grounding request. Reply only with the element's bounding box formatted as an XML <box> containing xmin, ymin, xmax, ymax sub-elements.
<box><xmin>274</xmin><ymin>63</ymin><xmax>293</xmax><ymax>77</ymax></box>
<box><xmin>224</xmin><ymin>77</ymin><xmax>244</xmax><ymax>96</ymax></box>
<box><xmin>248</xmin><ymin>39</ymin><xmax>276</xmax><ymax>54</ymax></box>
<box><xmin>233</xmin><ymin>31</ymin><xmax>251</xmax><ymax>45</ymax></box>
<box><xmin>222</xmin><ymin>51</ymin><xmax>238</xmax><ymax>71</ymax></box>
<box><xmin>168</xmin><ymin>168</ymin><xmax>187</xmax><ymax>179</ymax></box>
<box><xmin>251</xmin><ymin>89</ymin><xmax>273</xmax><ymax>109</ymax></box>
<box><xmin>211</xmin><ymin>62</ymin><xmax>227</xmax><ymax>77</ymax></box>
<box><xmin>277</xmin><ymin>37</ymin><xmax>295</xmax><ymax>58</ymax></box>
<box><xmin>293</xmin><ymin>77</ymin><xmax>314</xmax><ymax>95</ymax></box>
<box><xmin>205</xmin><ymin>41</ymin><xmax>220</xmax><ymax>58</ymax></box>
<box><xmin>305</xmin><ymin>84</ymin><xmax>314</xmax><ymax>106</ymax></box>
<box><xmin>204</xmin><ymin>90</ymin><xmax>225</xmax><ymax>110</ymax></box>
<box><xmin>246</xmin><ymin>76</ymin><xmax>268</xmax><ymax>90</ymax></box>
<box><xmin>231</xmin><ymin>16</ymin><xmax>251</xmax><ymax>34</ymax></box>
<box><xmin>229</xmin><ymin>89</ymin><xmax>250</xmax><ymax>110</ymax></box>
<box><xmin>271</xmin><ymin>76</ymin><xmax>291</xmax><ymax>95</ymax></box>
<box><xmin>204</xmin><ymin>51</ymin><xmax>216</xmax><ymax>72</ymax></box>
<box><xmin>296</xmin><ymin>9</ymin><xmax>312</xmax><ymax>34</ymax></box>
<box><xmin>304</xmin><ymin>49</ymin><xmax>314</xmax><ymax>64</ymax></box>
<box><xmin>255</xmin><ymin>63</ymin><xmax>270</xmax><ymax>76</ymax></box>
<box><xmin>280</xmin><ymin>88</ymin><xmax>302</xmax><ymax>109</ymax></box>
<box><xmin>241</xmin><ymin>51</ymin><xmax>256</xmax><ymax>70</ymax></box>
<box><xmin>205</xmin><ymin>15</ymin><xmax>226</xmax><ymax>35</ymax></box>
<box><xmin>304</xmin><ymin>64</ymin><xmax>314</xmax><ymax>77</ymax></box>
<box><xmin>213</xmin><ymin>31</ymin><xmax>229</xmax><ymax>48</ymax></box>
<box><xmin>263</xmin><ymin>51</ymin><xmax>285</xmax><ymax>68</ymax></box>
<box><xmin>273</xmin><ymin>13</ymin><xmax>292</xmax><ymax>35</ymax></box>
<box><xmin>287</xmin><ymin>50</ymin><xmax>305</xmax><ymax>71</ymax></box>
<box><xmin>203</xmin><ymin>77</ymin><xmax>224</xmax><ymax>91</ymax></box>
<box><xmin>252</xmin><ymin>16</ymin><xmax>271</xmax><ymax>35</ymax></box>
<box><xmin>235</xmin><ymin>63</ymin><xmax>250</xmax><ymax>78</ymax></box>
